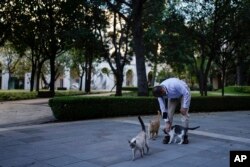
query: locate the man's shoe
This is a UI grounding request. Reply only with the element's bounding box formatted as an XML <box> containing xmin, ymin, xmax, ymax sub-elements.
<box><xmin>183</xmin><ymin>135</ymin><xmax>189</xmax><ymax>144</ymax></box>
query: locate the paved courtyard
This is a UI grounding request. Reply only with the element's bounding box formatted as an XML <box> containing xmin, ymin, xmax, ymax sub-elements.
<box><xmin>0</xmin><ymin>99</ymin><xmax>250</xmax><ymax>167</ymax></box>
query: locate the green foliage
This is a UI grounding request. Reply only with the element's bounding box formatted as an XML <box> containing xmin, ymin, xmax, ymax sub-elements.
<box><xmin>49</xmin><ymin>96</ymin><xmax>250</xmax><ymax>121</ymax></box>
<box><xmin>190</xmin><ymin>96</ymin><xmax>250</xmax><ymax>112</ymax></box>
<box><xmin>122</xmin><ymin>87</ymin><xmax>153</xmax><ymax>93</ymax></box>
<box><xmin>55</xmin><ymin>91</ymin><xmax>86</xmax><ymax>97</ymax></box>
<box><xmin>49</xmin><ymin>96</ymin><xmax>159</xmax><ymax>121</ymax></box>
<box><xmin>223</xmin><ymin>86</ymin><xmax>250</xmax><ymax>94</ymax></box>
<box><xmin>156</xmin><ymin>69</ymin><xmax>175</xmax><ymax>83</ymax></box>
<box><xmin>38</xmin><ymin>90</ymin><xmax>87</xmax><ymax>98</ymax></box>
<box><xmin>0</xmin><ymin>90</ymin><xmax>86</xmax><ymax>101</ymax></box>
<box><xmin>0</xmin><ymin>91</ymin><xmax>37</xmax><ymax>101</ymax></box>
<box><xmin>101</xmin><ymin>67</ymin><xmax>110</xmax><ymax>76</ymax></box>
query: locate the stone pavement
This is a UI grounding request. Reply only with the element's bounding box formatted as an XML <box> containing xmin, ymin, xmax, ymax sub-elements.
<box><xmin>0</xmin><ymin>98</ymin><xmax>250</xmax><ymax>167</ymax></box>
<box><xmin>0</xmin><ymin>98</ymin><xmax>55</xmax><ymax>128</ymax></box>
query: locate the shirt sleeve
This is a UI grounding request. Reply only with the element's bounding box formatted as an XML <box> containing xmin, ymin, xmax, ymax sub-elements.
<box><xmin>158</xmin><ymin>97</ymin><xmax>167</xmax><ymax>113</ymax></box>
<box><xmin>158</xmin><ymin>97</ymin><xmax>169</xmax><ymax>122</ymax></box>
<box><xmin>177</xmin><ymin>83</ymin><xmax>191</xmax><ymax>109</ymax></box>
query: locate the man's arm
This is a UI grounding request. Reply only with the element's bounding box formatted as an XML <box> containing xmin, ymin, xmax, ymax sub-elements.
<box><xmin>177</xmin><ymin>83</ymin><xmax>191</xmax><ymax>109</ymax></box>
<box><xmin>158</xmin><ymin>97</ymin><xmax>168</xmax><ymax>119</ymax></box>
<box><xmin>158</xmin><ymin>97</ymin><xmax>172</xmax><ymax>133</ymax></box>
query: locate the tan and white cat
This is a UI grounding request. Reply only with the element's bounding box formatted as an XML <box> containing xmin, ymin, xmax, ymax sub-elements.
<box><xmin>148</xmin><ymin>111</ymin><xmax>161</xmax><ymax>140</ymax></box>
<box><xmin>128</xmin><ymin>116</ymin><xmax>149</xmax><ymax>161</ymax></box>
<box><xmin>166</xmin><ymin>125</ymin><xmax>200</xmax><ymax>144</ymax></box>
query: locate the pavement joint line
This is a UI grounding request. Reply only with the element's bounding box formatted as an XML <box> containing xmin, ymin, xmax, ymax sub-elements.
<box><xmin>114</xmin><ymin>119</ymin><xmax>250</xmax><ymax>144</ymax></box>
<box><xmin>1</xmin><ymin>117</ymin><xmax>250</xmax><ymax>145</ymax></box>
<box><xmin>0</xmin><ymin>121</ymin><xmax>75</xmax><ymax>132</ymax></box>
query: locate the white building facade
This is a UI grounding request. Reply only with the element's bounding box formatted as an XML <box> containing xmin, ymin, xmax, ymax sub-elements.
<box><xmin>53</xmin><ymin>56</ymin><xmax>155</xmax><ymax>91</ymax></box>
<box><xmin>0</xmin><ymin>56</ymin><xmax>159</xmax><ymax>91</ymax></box>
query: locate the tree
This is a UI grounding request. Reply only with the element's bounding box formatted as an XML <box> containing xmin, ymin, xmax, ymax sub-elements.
<box><xmin>160</xmin><ymin>6</ymin><xmax>194</xmax><ymax>78</ymax></box>
<box><xmin>143</xmin><ymin>0</ymin><xmax>166</xmax><ymax>86</ymax></box>
<box><xmin>1</xmin><ymin>0</ymin><xmax>104</xmax><ymax>95</ymax></box>
<box><xmin>161</xmin><ymin>0</ymin><xmax>221</xmax><ymax>96</ymax></box>
<box><xmin>232</xmin><ymin>0</ymin><xmax>250</xmax><ymax>85</ymax></box>
<box><xmin>0</xmin><ymin>0</ymin><xmax>11</xmax><ymax>46</ymax></box>
<box><xmin>101</xmin><ymin>10</ymin><xmax>132</xmax><ymax>96</ymax></box>
<box><xmin>105</xmin><ymin>0</ymin><xmax>149</xmax><ymax>96</ymax></box>
<box><xmin>0</xmin><ymin>42</ymin><xmax>22</xmax><ymax>89</ymax></box>
<box><xmin>69</xmin><ymin>49</ymin><xmax>86</xmax><ymax>91</ymax></box>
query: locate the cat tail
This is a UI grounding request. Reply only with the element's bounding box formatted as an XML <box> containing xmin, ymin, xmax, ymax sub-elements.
<box><xmin>157</xmin><ymin>110</ymin><xmax>161</xmax><ymax>120</ymax></box>
<box><xmin>187</xmin><ymin>126</ymin><xmax>200</xmax><ymax>130</ymax></box>
<box><xmin>138</xmin><ymin>116</ymin><xmax>146</xmax><ymax>132</ymax></box>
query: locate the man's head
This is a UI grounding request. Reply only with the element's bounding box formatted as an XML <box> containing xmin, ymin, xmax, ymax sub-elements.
<box><xmin>152</xmin><ymin>85</ymin><xmax>167</xmax><ymax>97</ymax></box>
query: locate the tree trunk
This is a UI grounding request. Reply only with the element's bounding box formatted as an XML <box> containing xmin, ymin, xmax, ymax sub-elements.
<box><xmin>115</xmin><ymin>71</ymin><xmax>123</xmax><ymax>96</ymax></box>
<box><xmin>30</xmin><ymin>62</ymin><xmax>36</xmax><ymax>91</ymax></box>
<box><xmin>7</xmin><ymin>73</ymin><xmax>11</xmax><ymax>90</ymax></box>
<box><xmin>35</xmin><ymin>67</ymin><xmax>41</xmax><ymax>91</ymax></box>
<box><xmin>198</xmin><ymin>72</ymin><xmax>204</xmax><ymax>96</ymax></box>
<box><xmin>221</xmin><ymin>66</ymin><xmax>226</xmax><ymax>96</ymax></box>
<box><xmin>49</xmin><ymin>55</ymin><xmax>56</xmax><ymax>96</ymax></box>
<box><xmin>236</xmin><ymin>54</ymin><xmax>244</xmax><ymax>85</ymax></box>
<box><xmin>85</xmin><ymin>52</ymin><xmax>93</xmax><ymax>93</ymax></box>
<box><xmin>132</xmin><ymin>0</ymin><xmax>148</xmax><ymax>96</ymax></box>
<box><xmin>79</xmin><ymin>70</ymin><xmax>84</xmax><ymax>91</ymax></box>
<box><xmin>151</xmin><ymin>52</ymin><xmax>158</xmax><ymax>86</ymax></box>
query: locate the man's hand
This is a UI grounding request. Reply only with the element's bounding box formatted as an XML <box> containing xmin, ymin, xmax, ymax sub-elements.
<box><xmin>164</xmin><ymin>122</ymin><xmax>171</xmax><ymax>133</ymax></box>
<box><xmin>180</xmin><ymin>108</ymin><xmax>188</xmax><ymax>115</ymax></box>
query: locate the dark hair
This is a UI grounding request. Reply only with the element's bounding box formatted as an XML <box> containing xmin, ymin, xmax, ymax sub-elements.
<box><xmin>152</xmin><ymin>85</ymin><xmax>164</xmax><ymax>97</ymax></box>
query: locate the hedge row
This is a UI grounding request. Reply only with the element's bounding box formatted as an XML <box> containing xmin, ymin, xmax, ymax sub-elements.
<box><xmin>190</xmin><ymin>96</ymin><xmax>250</xmax><ymax>111</ymax></box>
<box><xmin>0</xmin><ymin>91</ymin><xmax>37</xmax><ymax>101</ymax></box>
<box><xmin>48</xmin><ymin>96</ymin><xmax>250</xmax><ymax>121</ymax></box>
<box><xmin>49</xmin><ymin>96</ymin><xmax>159</xmax><ymax>121</ymax></box>
<box><xmin>229</xmin><ymin>86</ymin><xmax>250</xmax><ymax>94</ymax></box>
<box><xmin>0</xmin><ymin>90</ymin><xmax>87</xmax><ymax>101</ymax></box>
<box><xmin>122</xmin><ymin>87</ymin><xmax>153</xmax><ymax>92</ymax></box>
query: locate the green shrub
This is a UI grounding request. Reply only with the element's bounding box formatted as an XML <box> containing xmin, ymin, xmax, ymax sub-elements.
<box><xmin>0</xmin><ymin>90</ymin><xmax>86</xmax><ymax>101</ymax></box>
<box><xmin>231</xmin><ymin>86</ymin><xmax>250</xmax><ymax>94</ymax></box>
<box><xmin>190</xmin><ymin>96</ymin><xmax>250</xmax><ymax>112</ymax></box>
<box><xmin>49</xmin><ymin>96</ymin><xmax>159</xmax><ymax>121</ymax></box>
<box><xmin>122</xmin><ymin>87</ymin><xmax>153</xmax><ymax>92</ymax></box>
<box><xmin>0</xmin><ymin>91</ymin><xmax>37</xmax><ymax>101</ymax></box>
<box><xmin>37</xmin><ymin>91</ymin><xmax>55</xmax><ymax>98</ymax></box>
<box><xmin>49</xmin><ymin>96</ymin><xmax>250</xmax><ymax>121</ymax></box>
<box><xmin>55</xmin><ymin>91</ymin><xmax>86</xmax><ymax>96</ymax></box>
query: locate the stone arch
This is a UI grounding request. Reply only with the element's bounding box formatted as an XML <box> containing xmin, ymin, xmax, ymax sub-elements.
<box><xmin>148</xmin><ymin>71</ymin><xmax>153</xmax><ymax>86</ymax></box>
<box><xmin>126</xmin><ymin>69</ymin><xmax>134</xmax><ymax>86</ymax></box>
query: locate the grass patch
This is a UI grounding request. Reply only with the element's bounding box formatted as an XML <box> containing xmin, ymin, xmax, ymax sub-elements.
<box><xmin>0</xmin><ymin>90</ymin><xmax>86</xmax><ymax>101</ymax></box>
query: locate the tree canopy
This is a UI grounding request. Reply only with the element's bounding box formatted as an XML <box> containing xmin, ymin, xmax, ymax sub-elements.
<box><xmin>0</xmin><ymin>0</ymin><xmax>249</xmax><ymax>96</ymax></box>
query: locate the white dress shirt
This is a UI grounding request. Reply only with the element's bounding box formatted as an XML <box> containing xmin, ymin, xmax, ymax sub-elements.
<box><xmin>158</xmin><ymin>78</ymin><xmax>191</xmax><ymax>114</ymax></box>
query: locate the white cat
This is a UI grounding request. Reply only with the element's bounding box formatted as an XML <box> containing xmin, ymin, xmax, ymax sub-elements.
<box><xmin>167</xmin><ymin>125</ymin><xmax>200</xmax><ymax>144</ymax></box>
<box><xmin>128</xmin><ymin>116</ymin><xmax>149</xmax><ymax>161</ymax></box>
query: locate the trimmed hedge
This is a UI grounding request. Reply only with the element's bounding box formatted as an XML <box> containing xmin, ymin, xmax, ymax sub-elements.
<box><xmin>49</xmin><ymin>96</ymin><xmax>159</xmax><ymax>121</ymax></box>
<box><xmin>230</xmin><ymin>86</ymin><xmax>250</xmax><ymax>94</ymax></box>
<box><xmin>49</xmin><ymin>96</ymin><xmax>250</xmax><ymax>121</ymax></box>
<box><xmin>37</xmin><ymin>91</ymin><xmax>55</xmax><ymax>98</ymax></box>
<box><xmin>0</xmin><ymin>91</ymin><xmax>37</xmax><ymax>101</ymax></box>
<box><xmin>122</xmin><ymin>87</ymin><xmax>153</xmax><ymax>92</ymax></box>
<box><xmin>190</xmin><ymin>96</ymin><xmax>250</xmax><ymax>111</ymax></box>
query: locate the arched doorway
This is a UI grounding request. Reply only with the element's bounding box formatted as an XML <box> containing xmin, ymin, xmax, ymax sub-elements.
<box><xmin>148</xmin><ymin>71</ymin><xmax>153</xmax><ymax>86</ymax></box>
<box><xmin>126</xmin><ymin>69</ymin><xmax>133</xmax><ymax>86</ymax></box>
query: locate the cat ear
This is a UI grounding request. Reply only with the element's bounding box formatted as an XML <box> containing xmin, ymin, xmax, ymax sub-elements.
<box><xmin>128</xmin><ymin>140</ymin><xmax>131</xmax><ymax>143</ymax></box>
